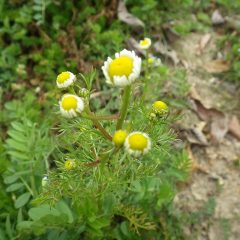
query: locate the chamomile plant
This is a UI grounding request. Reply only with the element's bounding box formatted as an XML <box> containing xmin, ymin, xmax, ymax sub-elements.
<box><xmin>136</xmin><ymin>37</ymin><xmax>164</xmax><ymax>102</ymax></box>
<box><xmin>28</xmin><ymin>48</ymin><xmax>190</xmax><ymax>239</ymax></box>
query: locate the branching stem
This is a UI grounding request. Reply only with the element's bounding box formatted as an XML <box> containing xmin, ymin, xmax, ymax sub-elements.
<box><xmin>116</xmin><ymin>85</ymin><xmax>131</xmax><ymax>130</ymax></box>
<box><xmin>142</xmin><ymin>50</ymin><xmax>150</xmax><ymax>102</ymax></box>
<box><xmin>85</xmin><ymin>106</ymin><xmax>112</xmax><ymax>141</ymax></box>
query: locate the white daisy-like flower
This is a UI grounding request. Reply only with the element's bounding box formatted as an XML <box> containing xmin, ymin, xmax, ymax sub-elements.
<box><xmin>138</xmin><ymin>38</ymin><xmax>151</xmax><ymax>50</ymax></box>
<box><xmin>56</xmin><ymin>71</ymin><xmax>76</xmax><ymax>88</ymax></box>
<box><xmin>59</xmin><ymin>94</ymin><xmax>84</xmax><ymax>118</ymax></box>
<box><xmin>124</xmin><ymin>131</ymin><xmax>151</xmax><ymax>157</ymax></box>
<box><xmin>102</xmin><ymin>49</ymin><xmax>141</xmax><ymax>87</ymax></box>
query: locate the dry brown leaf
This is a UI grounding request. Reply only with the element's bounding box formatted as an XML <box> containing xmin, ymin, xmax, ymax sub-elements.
<box><xmin>189</xmin><ymin>85</ymin><xmax>201</xmax><ymax>101</ymax></box>
<box><xmin>185</xmin><ymin>121</ymin><xmax>208</xmax><ymax>146</ymax></box>
<box><xmin>117</xmin><ymin>1</ymin><xmax>144</xmax><ymax>29</ymax></box>
<box><xmin>180</xmin><ymin>59</ymin><xmax>190</xmax><ymax>69</ymax></box>
<box><xmin>162</xmin><ymin>24</ymin><xmax>181</xmax><ymax>43</ymax></box>
<box><xmin>174</xmin><ymin>121</ymin><xmax>208</xmax><ymax>146</ymax></box>
<box><xmin>186</xmin><ymin>145</ymin><xmax>208</xmax><ymax>173</ymax></box>
<box><xmin>184</xmin><ymin>127</ymin><xmax>208</xmax><ymax>146</ymax></box>
<box><xmin>228</xmin><ymin>115</ymin><xmax>240</xmax><ymax>140</ymax></box>
<box><xmin>191</xmin><ymin>99</ymin><xmax>212</xmax><ymax>121</ymax></box>
<box><xmin>226</xmin><ymin>16</ymin><xmax>240</xmax><ymax>30</ymax></box>
<box><xmin>153</xmin><ymin>41</ymin><xmax>180</xmax><ymax>65</ymax></box>
<box><xmin>30</xmin><ymin>79</ymin><xmax>40</xmax><ymax>86</ymax></box>
<box><xmin>204</xmin><ymin>60</ymin><xmax>230</xmax><ymax>73</ymax></box>
<box><xmin>189</xmin><ymin>87</ymin><xmax>230</xmax><ymax>143</ymax></box>
<box><xmin>212</xmin><ymin>10</ymin><xmax>225</xmax><ymax>25</ymax></box>
<box><xmin>196</xmin><ymin>33</ymin><xmax>211</xmax><ymax>55</ymax></box>
<box><xmin>211</xmin><ymin>114</ymin><xmax>229</xmax><ymax>143</ymax></box>
<box><xmin>193</xmin><ymin>100</ymin><xmax>229</xmax><ymax>142</ymax></box>
<box><xmin>186</xmin><ymin>145</ymin><xmax>196</xmax><ymax>172</ymax></box>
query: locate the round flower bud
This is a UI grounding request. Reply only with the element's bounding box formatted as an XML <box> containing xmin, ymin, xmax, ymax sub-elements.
<box><xmin>149</xmin><ymin>112</ymin><xmax>157</xmax><ymax>121</ymax></box>
<box><xmin>64</xmin><ymin>160</ymin><xmax>76</xmax><ymax>171</ymax></box>
<box><xmin>148</xmin><ymin>57</ymin><xmax>154</xmax><ymax>64</ymax></box>
<box><xmin>41</xmin><ymin>176</ymin><xmax>49</xmax><ymax>187</ymax></box>
<box><xmin>152</xmin><ymin>101</ymin><xmax>168</xmax><ymax>115</ymax></box>
<box><xmin>113</xmin><ymin>130</ymin><xmax>128</xmax><ymax>146</ymax></box>
<box><xmin>79</xmin><ymin>88</ymin><xmax>89</xmax><ymax>98</ymax></box>
<box><xmin>148</xmin><ymin>56</ymin><xmax>161</xmax><ymax>66</ymax></box>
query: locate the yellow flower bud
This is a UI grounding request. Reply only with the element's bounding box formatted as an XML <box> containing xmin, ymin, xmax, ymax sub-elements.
<box><xmin>113</xmin><ymin>130</ymin><xmax>128</xmax><ymax>146</ymax></box>
<box><xmin>152</xmin><ymin>101</ymin><xmax>168</xmax><ymax>115</ymax></box>
<box><xmin>148</xmin><ymin>57</ymin><xmax>154</xmax><ymax>64</ymax></box>
<box><xmin>64</xmin><ymin>160</ymin><xmax>76</xmax><ymax>171</ymax></box>
<box><xmin>149</xmin><ymin>112</ymin><xmax>157</xmax><ymax>120</ymax></box>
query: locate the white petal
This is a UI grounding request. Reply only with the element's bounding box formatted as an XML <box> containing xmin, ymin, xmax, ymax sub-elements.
<box><xmin>113</xmin><ymin>76</ymin><xmax>130</xmax><ymax>87</ymax></box>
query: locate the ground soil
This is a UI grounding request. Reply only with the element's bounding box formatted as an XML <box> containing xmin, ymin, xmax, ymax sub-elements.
<box><xmin>172</xmin><ymin>32</ymin><xmax>240</xmax><ymax>240</ymax></box>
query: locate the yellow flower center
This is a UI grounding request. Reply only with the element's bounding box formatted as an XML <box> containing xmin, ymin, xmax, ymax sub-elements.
<box><xmin>64</xmin><ymin>160</ymin><xmax>76</xmax><ymax>170</ymax></box>
<box><xmin>152</xmin><ymin>101</ymin><xmax>168</xmax><ymax>113</ymax></box>
<box><xmin>109</xmin><ymin>56</ymin><xmax>133</xmax><ymax>79</ymax></box>
<box><xmin>140</xmin><ymin>38</ymin><xmax>150</xmax><ymax>47</ymax></box>
<box><xmin>128</xmin><ymin>133</ymin><xmax>148</xmax><ymax>151</ymax></box>
<box><xmin>113</xmin><ymin>130</ymin><xmax>128</xmax><ymax>146</ymax></box>
<box><xmin>57</xmin><ymin>72</ymin><xmax>70</xmax><ymax>83</ymax></box>
<box><xmin>62</xmin><ymin>96</ymin><xmax>78</xmax><ymax>110</ymax></box>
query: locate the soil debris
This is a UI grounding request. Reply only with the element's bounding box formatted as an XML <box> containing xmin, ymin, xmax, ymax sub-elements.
<box><xmin>172</xmin><ymin>32</ymin><xmax>240</xmax><ymax>239</ymax></box>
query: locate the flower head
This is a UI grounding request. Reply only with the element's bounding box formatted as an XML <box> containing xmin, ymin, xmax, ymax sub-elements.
<box><xmin>152</xmin><ymin>101</ymin><xmax>168</xmax><ymax>115</ymax></box>
<box><xmin>102</xmin><ymin>49</ymin><xmax>141</xmax><ymax>87</ymax></box>
<box><xmin>79</xmin><ymin>88</ymin><xmax>89</xmax><ymax>98</ymax></box>
<box><xmin>138</xmin><ymin>38</ymin><xmax>151</xmax><ymax>50</ymax></box>
<box><xmin>56</xmin><ymin>71</ymin><xmax>76</xmax><ymax>88</ymax></box>
<box><xmin>148</xmin><ymin>56</ymin><xmax>161</xmax><ymax>66</ymax></box>
<box><xmin>59</xmin><ymin>94</ymin><xmax>84</xmax><ymax>118</ymax></box>
<box><xmin>124</xmin><ymin>131</ymin><xmax>151</xmax><ymax>157</ymax></box>
<box><xmin>113</xmin><ymin>130</ymin><xmax>128</xmax><ymax>146</ymax></box>
<box><xmin>41</xmin><ymin>176</ymin><xmax>49</xmax><ymax>187</ymax></box>
<box><xmin>64</xmin><ymin>160</ymin><xmax>76</xmax><ymax>171</ymax></box>
<box><xmin>149</xmin><ymin>112</ymin><xmax>157</xmax><ymax>121</ymax></box>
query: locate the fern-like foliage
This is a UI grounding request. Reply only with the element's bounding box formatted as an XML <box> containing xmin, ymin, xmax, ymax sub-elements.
<box><xmin>33</xmin><ymin>0</ymin><xmax>51</xmax><ymax>25</ymax></box>
<box><xmin>3</xmin><ymin>119</ymin><xmax>55</xmax><ymax>209</ymax></box>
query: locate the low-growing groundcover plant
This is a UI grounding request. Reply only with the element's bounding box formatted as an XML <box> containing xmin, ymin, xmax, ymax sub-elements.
<box><xmin>13</xmin><ymin>43</ymin><xmax>190</xmax><ymax>239</ymax></box>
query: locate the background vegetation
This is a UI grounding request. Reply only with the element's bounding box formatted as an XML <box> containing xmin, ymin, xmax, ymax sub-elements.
<box><xmin>1</xmin><ymin>0</ymin><xmax>239</xmax><ymax>239</ymax></box>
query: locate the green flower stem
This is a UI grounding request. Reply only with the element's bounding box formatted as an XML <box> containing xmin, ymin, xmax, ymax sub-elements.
<box><xmin>116</xmin><ymin>85</ymin><xmax>131</xmax><ymax>130</ymax></box>
<box><xmin>85</xmin><ymin>147</ymin><xmax>121</xmax><ymax>167</ymax></box>
<box><xmin>85</xmin><ymin>106</ymin><xmax>112</xmax><ymax>141</ymax></box>
<box><xmin>141</xmin><ymin>50</ymin><xmax>150</xmax><ymax>102</ymax></box>
<box><xmin>69</xmin><ymin>86</ymin><xmax>76</xmax><ymax>94</ymax></box>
